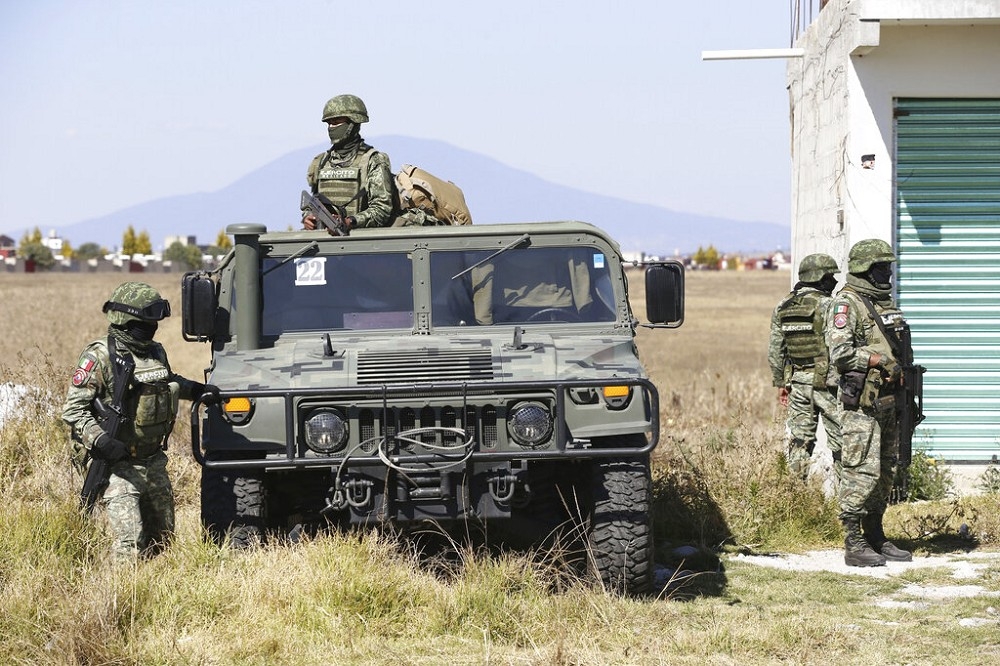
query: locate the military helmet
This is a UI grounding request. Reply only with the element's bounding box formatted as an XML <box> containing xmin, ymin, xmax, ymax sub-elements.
<box><xmin>797</xmin><ymin>253</ymin><xmax>840</xmax><ymax>282</ymax></box>
<box><xmin>103</xmin><ymin>282</ymin><xmax>171</xmax><ymax>326</ymax></box>
<box><xmin>848</xmin><ymin>238</ymin><xmax>896</xmax><ymax>273</ymax></box>
<box><xmin>322</xmin><ymin>94</ymin><xmax>369</xmax><ymax>124</ymax></box>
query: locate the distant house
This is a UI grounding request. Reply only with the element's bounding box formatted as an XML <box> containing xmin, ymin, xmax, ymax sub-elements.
<box><xmin>0</xmin><ymin>234</ymin><xmax>14</xmax><ymax>259</ymax></box>
<box><xmin>788</xmin><ymin>0</ymin><xmax>1000</xmax><ymax>462</ymax></box>
<box><xmin>164</xmin><ymin>235</ymin><xmax>198</xmax><ymax>249</ymax></box>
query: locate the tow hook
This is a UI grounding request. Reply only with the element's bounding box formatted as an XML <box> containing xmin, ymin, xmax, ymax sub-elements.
<box><xmin>344</xmin><ymin>478</ymin><xmax>373</xmax><ymax>508</ymax></box>
<box><xmin>322</xmin><ymin>477</ymin><xmax>374</xmax><ymax>513</ymax></box>
<box><xmin>488</xmin><ymin>473</ymin><xmax>518</xmax><ymax>503</ymax></box>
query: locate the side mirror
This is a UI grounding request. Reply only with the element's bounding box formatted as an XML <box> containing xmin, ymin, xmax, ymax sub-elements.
<box><xmin>644</xmin><ymin>261</ymin><xmax>684</xmax><ymax>328</ymax></box>
<box><xmin>181</xmin><ymin>271</ymin><xmax>218</xmax><ymax>341</ymax></box>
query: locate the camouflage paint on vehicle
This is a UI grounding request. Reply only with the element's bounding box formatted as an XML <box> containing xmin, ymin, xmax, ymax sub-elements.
<box><xmin>183</xmin><ymin>220</ymin><xmax>684</xmax><ymax>595</ymax></box>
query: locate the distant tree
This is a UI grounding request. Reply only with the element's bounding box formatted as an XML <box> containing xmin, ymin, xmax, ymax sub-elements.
<box><xmin>693</xmin><ymin>245</ymin><xmax>721</xmax><ymax>269</ymax></box>
<box><xmin>75</xmin><ymin>242</ymin><xmax>106</xmax><ymax>261</ymax></box>
<box><xmin>18</xmin><ymin>227</ymin><xmax>43</xmax><ymax>254</ymax></box>
<box><xmin>726</xmin><ymin>256</ymin><xmax>739</xmax><ymax>270</ymax></box>
<box><xmin>215</xmin><ymin>230</ymin><xmax>232</xmax><ymax>251</ymax></box>
<box><xmin>61</xmin><ymin>239</ymin><xmax>74</xmax><ymax>260</ymax></box>
<box><xmin>136</xmin><ymin>230</ymin><xmax>153</xmax><ymax>255</ymax></box>
<box><xmin>205</xmin><ymin>229</ymin><xmax>233</xmax><ymax>258</ymax></box>
<box><xmin>122</xmin><ymin>226</ymin><xmax>138</xmax><ymax>255</ymax></box>
<box><xmin>164</xmin><ymin>241</ymin><xmax>203</xmax><ymax>271</ymax></box>
<box><xmin>19</xmin><ymin>242</ymin><xmax>55</xmax><ymax>270</ymax></box>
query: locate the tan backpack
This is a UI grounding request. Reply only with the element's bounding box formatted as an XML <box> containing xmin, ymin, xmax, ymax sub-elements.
<box><xmin>394</xmin><ymin>164</ymin><xmax>473</xmax><ymax>226</ymax></box>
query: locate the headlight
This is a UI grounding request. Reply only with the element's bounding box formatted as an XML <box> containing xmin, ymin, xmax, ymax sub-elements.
<box><xmin>508</xmin><ymin>402</ymin><xmax>552</xmax><ymax>447</ymax></box>
<box><xmin>304</xmin><ymin>409</ymin><xmax>348</xmax><ymax>454</ymax></box>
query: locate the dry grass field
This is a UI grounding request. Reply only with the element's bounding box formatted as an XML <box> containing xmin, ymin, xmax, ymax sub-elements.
<box><xmin>2</xmin><ymin>269</ymin><xmax>998</xmax><ymax>665</ymax></box>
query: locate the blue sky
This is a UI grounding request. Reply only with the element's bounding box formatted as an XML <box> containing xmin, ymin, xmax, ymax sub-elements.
<box><xmin>0</xmin><ymin>1</ymin><xmax>793</xmax><ymax>239</ymax></box>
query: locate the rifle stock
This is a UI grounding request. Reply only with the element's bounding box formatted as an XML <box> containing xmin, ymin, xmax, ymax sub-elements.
<box><xmin>301</xmin><ymin>190</ymin><xmax>348</xmax><ymax>236</ymax></box>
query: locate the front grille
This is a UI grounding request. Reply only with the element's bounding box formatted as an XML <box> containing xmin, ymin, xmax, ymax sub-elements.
<box><xmin>357</xmin><ymin>349</ymin><xmax>495</xmax><ymax>384</ymax></box>
<box><xmin>356</xmin><ymin>404</ymin><xmax>499</xmax><ymax>452</ymax></box>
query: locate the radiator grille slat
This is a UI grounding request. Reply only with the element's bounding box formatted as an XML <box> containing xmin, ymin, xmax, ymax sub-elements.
<box><xmin>357</xmin><ymin>349</ymin><xmax>495</xmax><ymax>384</ymax></box>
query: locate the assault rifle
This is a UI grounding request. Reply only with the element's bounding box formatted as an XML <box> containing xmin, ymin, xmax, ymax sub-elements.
<box><xmin>857</xmin><ymin>296</ymin><xmax>926</xmax><ymax>471</ymax></box>
<box><xmin>300</xmin><ymin>190</ymin><xmax>348</xmax><ymax>236</ymax></box>
<box><xmin>80</xmin><ymin>346</ymin><xmax>135</xmax><ymax>513</ymax></box>
<box><xmin>896</xmin><ymin>323</ymin><xmax>926</xmax><ymax>469</ymax></box>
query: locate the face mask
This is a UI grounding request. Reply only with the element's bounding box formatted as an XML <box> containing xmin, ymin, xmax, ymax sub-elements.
<box><xmin>868</xmin><ymin>263</ymin><xmax>893</xmax><ymax>288</ymax></box>
<box><xmin>327</xmin><ymin>121</ymin><xmax>355</xmax><ymax>147</ymax></box>
<box><xmin>818</xmin><ymin>274</ymin><xmax>839</xmax><ymax>295</ymax></box>
<box><xmin>125</xmin><ymin>320</ymin><xmax>158</xmax><ymax>342</ymax></box>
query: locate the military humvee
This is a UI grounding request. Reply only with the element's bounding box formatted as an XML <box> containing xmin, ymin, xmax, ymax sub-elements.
<box><xmin>182</xmin><ymin>221</ymin><xmax>683</xmax><ymax>595</ymax></box>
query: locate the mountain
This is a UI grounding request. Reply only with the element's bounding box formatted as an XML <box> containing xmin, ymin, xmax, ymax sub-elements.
<box><xmin>38</xmin><ymin>136</ymin><xmax>789</xmax><ymax>255</ymax></box>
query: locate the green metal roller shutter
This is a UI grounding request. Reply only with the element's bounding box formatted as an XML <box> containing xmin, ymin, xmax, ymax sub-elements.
<box><xmin>895</xmin><ymin>98</ymin><xmax>1000</xmax><ymax>462</ymax></box>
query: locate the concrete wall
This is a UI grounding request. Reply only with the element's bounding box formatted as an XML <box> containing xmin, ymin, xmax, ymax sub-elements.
<box><xmin>787</xmin><ymin>0</ymin><xmax>1000</xmax><ymax>271</ymax></box>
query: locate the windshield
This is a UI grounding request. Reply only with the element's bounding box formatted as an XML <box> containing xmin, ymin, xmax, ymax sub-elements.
<box><xmin>429</xmin><ymin>246</ymin><xmax>617</xmax><ymax>326</ymax></box>
<box><xmin>262</xmin><ymin>253</ymin><xmax>413</xmax><ymax>334</ymax></box>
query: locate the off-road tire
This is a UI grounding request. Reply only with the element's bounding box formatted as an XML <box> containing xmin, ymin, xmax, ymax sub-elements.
<box><xmin>586</xmin><ymin>456</ymin><xmax>654</xmax><ymax>596</ymax></box>
<box><xmin>201</xmin><ymin>468</ymin><xmax>265</xmax><ymax>548</ymax></box>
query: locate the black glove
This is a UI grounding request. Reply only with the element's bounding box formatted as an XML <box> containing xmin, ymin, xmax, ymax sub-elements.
<box><xmin>193</xmin><ymin>382</ymin><xmax>222</xmax><ymax>405</ymax></box>
<box><xmin>93</xmin><ymin>433</ymin><xmax>129</xmax><ymax>462</ymax></box>
<box><xmin>880</xmin><ymin>358</ymin><xmax>902</xmax><ymax>383</ymax></box>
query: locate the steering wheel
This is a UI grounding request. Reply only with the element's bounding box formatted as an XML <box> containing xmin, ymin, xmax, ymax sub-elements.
<box><xmin>525</xmin><ymin>307</ymin><xmax>582</xmax><ymax>323</ymax></box>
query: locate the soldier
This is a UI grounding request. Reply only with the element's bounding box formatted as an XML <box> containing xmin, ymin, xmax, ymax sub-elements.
<box><xmin>301</xmin><ymin>94</ymin><xmax>395</xmax><ymax>232</ymax></box>
<box><xmin>767</xmin><ymin>253</ymin><xmax>843</xmax><ymax>482</ymax></box>
<box><xmin>826</xmin><ymin>239</ymin><xmax>913</xmax><ymax>567</ymax></box>
<box><xmin>62</xmin><ymin>282</ymin><xmax>217</xmax><ymax>560</ymax></box>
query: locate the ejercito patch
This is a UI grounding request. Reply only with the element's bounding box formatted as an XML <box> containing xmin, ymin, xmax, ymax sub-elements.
<box><xmin>834</xmin><ymin>313</ymin><xmax>848</xmax><ymax>329</ymax></box>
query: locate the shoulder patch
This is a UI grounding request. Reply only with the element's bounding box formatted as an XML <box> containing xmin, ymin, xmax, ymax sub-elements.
<box><xmin>835</xmin><ymin>303</ymin><xmax>849</xmax><ymax>315</ymax></box>
<box><xmin>72</xmin><ymin>353</ymin><xmax>98</xmax><ymax>387</ymax></box>
<box><xmin>834</xmin><ymin>313</ymin><xmax>848</xmax><ymax>329</ymax></box>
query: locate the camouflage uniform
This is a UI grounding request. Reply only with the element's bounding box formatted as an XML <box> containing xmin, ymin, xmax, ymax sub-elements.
<box><xmin>304</xmin><ymin>94</ymin><xmax>395</xmax><ymax>229</ymax></box>
<box><xmin>826</xmin><ymin>239</ymin><xmax>913</xmax><ymax>566</ymax></box>
<box><xmin>767</xmin><ymin>254</ymin><xmax>843</xmax><ymax>482</ymax></box>
<box><xmin>62</xmin><ymin>282</ymin><xmax>205</xmax><ymax>560</ymax></box>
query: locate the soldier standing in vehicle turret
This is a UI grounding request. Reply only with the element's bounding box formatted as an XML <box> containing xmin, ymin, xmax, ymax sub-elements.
<box><xmin>768</xmin><ymin>253</ymin><xmax>843</xmax><ymax>482</ymax></box>
<box><xmin>826</xmin><ymin>239</ymin><xmax>914</xmax><ymax>567</ymax></box>
<box><xmin>301</xmin><ymin>94</ymin><xmax>395</xmax><ymax>232</ymax></box>
<box><xmin>62</xmin><ymin>282</ymin><xmax>217</xmax><ymax>560</ymax></box>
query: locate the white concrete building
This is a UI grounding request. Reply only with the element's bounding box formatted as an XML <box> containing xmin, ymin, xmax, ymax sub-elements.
<box><xmin>788</xmin><ymin>0</ymin><xmax>1000</xmax><ymax>464</ymax></box>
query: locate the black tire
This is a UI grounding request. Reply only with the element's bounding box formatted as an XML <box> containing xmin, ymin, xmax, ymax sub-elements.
<box><xmin>586</xmin><ymin>456</ymin><xmax>654</xmax><ymax>596</ymax></box>
<box><xmin>201</xmin><ymin>468</ymin><xmax>265</xmax><ymax>548</ymax></box>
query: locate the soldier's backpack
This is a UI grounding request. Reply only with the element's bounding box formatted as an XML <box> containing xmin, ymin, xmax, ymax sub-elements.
<box><xmin>393</xmin><ymin>164</ymin><xmax>473</xmax><ymax>226</ymax></box>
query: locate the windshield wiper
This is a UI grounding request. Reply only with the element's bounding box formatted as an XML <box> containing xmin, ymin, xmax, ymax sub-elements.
<box><xmin>262</xmin><ymin>241</ymin><xmax>319</xmax><ymax>277</ymax></box>
<box><xmin>451</xmin><ymin>233</ymin><xmax>531</xmax><ymax>280</ymax></box>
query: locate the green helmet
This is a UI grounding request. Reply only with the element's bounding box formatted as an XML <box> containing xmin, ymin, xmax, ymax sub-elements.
<box><xmin>848</xmin><ymin>239</ymin><xmax>896</xmax><ymax>273</ymax></box>
<box><xmin>797</xmin><ymin>253</ymin><xmax>840</xmax><ymax>283</ymax></box>
<box><xmin>321</xmin><ymin>94</ymin><xmax>369</xmax><ymax>124</ymax></box>
<box><xmin>102</xmin><ymin>282</ymin><xmax>171</xmax><ymax>326</ymax></box>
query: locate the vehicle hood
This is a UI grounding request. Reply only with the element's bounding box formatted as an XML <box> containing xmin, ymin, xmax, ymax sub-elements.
<box><xmin>208</xmin><ymin>331</ymin><xmax>643</xmax><ymax>390</ymax></box>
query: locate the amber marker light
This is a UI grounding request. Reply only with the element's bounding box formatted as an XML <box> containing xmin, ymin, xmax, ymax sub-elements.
<box><xmin>222</xmin><ymin>396</ymin><xmax>253</xmax><ymax>424</ymax></box>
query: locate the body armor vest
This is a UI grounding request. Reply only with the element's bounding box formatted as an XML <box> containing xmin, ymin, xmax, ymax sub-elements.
<box><xmin>120</xmin><ymin>348</ymin><xmax>179</xmax><ymax>456</ymax></box>
<box><xmin>841</xmin><ymin>288</ymin><xmax>908</xmax><ymax>364</ymax></box>
<box><xmin>778</xmin><ymin>289</ymin><xmax>830</xmax><ymax>388</ymax></box>
<box><xmin>778</xmin><ymin>289</ymin><xmax>827</xmax><ymax>366</ymax></box>
<box><xmin>314</xmin><ymin>147</ymin><xmax>375</xmax><ymax>217</ymax></box>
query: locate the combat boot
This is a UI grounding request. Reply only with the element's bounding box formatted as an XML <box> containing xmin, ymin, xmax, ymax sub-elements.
<box><xmin>843</xmin><ymin>517</ymin><xmax>886</xmax><ymax>567</ymax></box>
<box><xmin>862</xmin><ymin>512</ymin><xmax>912</xmax><ymax>562</ymax></box>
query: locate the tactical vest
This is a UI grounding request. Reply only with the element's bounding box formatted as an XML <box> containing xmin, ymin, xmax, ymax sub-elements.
<box><xmin>840</xmin><ymin>287</ymin><xmax>910</xmax><ymax>408</ymax></box>
<box><xmin>842</xmin><ymin>288</ymin><xmax>908</xmax><ymax>364</ymax></box>
<box><xmin>777</xmin><ymin>289</ymin><xmax>830</xmax><ymax>388</ymax></box>
<box><xmin>120</xmin><ymin>347</ymin><xmax>179</xmax><ymax>457</ymax></box>
<box><xmin>314</xmin><ymin>147</ymin><xmax>376</xmax><ymax>217</ymax></box>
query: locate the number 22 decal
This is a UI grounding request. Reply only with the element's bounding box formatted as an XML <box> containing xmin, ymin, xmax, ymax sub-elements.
<box><xmin>294</xmin><ymin>257</ymin><xmax>327</xmax><ymax>286</ymax></box>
